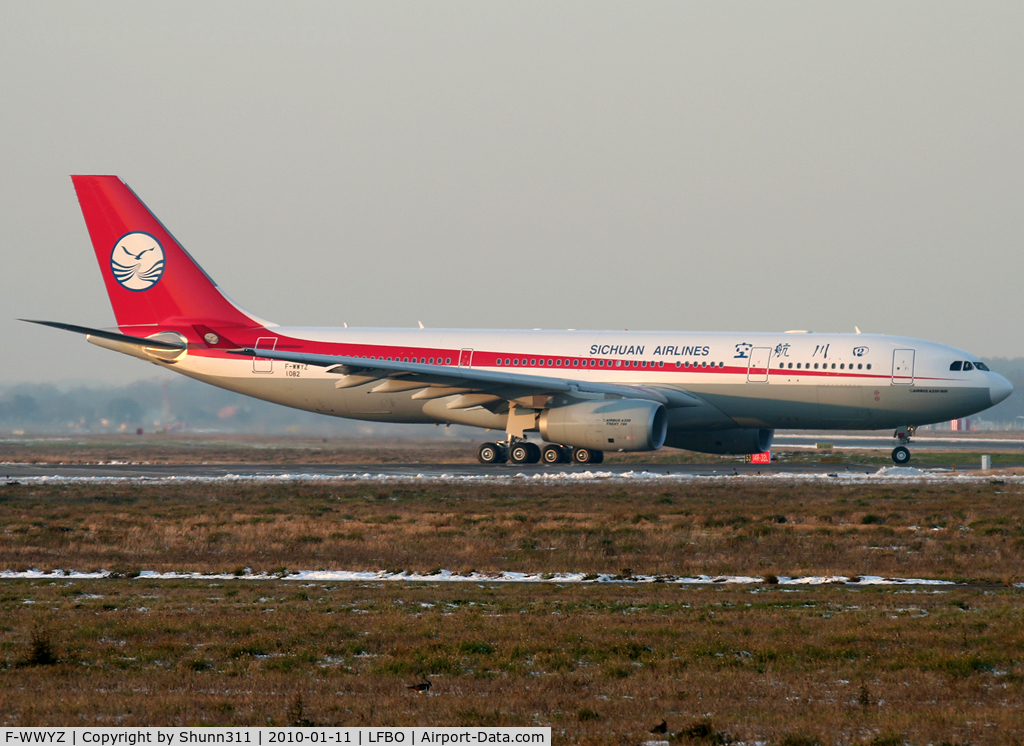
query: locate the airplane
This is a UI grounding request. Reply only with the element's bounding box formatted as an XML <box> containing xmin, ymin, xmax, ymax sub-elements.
<box><xmin>23</xmin><ymin>175</ymin><xmax>1013</xmax><ymax>466</ymax></box>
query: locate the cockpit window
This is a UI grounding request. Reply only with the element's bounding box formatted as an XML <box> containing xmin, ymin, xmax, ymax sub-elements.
<box><xmin>962</xmin><ymin>361</ymin><xmax>974</xmax><ymax>371</ymax></box>
<box><xmin>974</xmin><ymin>361</ymin><xmax>990</xmax><ymax>371</ymax></box>
<box><xmin>949</xmin><ymin>361</ymin><xmax>962</xmax><ymax>371</ymax></box>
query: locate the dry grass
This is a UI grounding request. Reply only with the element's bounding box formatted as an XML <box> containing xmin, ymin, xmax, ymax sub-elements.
<box><xmin>1</xmin><ymin>477</ymin><xmax>1023</xmax><ymax>741</ymax></box>
<box><xmin>0</xmin><ymin>580</ymin><xmax>1021</xmax><ymax>743</ymax></box>
<box><xmin>2</xmin><ymin>481</ymin><xmax>1024</xmax><ymax>581</ymax></box>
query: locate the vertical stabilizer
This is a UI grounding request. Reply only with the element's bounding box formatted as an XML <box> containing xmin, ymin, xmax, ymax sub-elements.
<box><xmin>71</xmin><ymin>175</ymin><xmax>260</xmax><ymax>330</ymax></box>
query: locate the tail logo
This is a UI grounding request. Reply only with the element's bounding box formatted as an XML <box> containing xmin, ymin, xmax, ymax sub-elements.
<box><xmin>110</xmin><ymin>232</ymin><xmax>165</xmax><ymax>291</ymax></box>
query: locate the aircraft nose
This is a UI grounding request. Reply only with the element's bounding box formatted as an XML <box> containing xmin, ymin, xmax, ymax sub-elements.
<box><xmin>990</xmin><ymin>373</ymin><xmax>1013</xmax><ymax>406</ymax></box>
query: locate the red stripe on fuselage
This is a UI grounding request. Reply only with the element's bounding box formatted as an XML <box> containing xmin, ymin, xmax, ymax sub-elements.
<box><xmin>164</xmin><ymin>326</ymin><xmax>950</xmax><ymax>383</ymax></box>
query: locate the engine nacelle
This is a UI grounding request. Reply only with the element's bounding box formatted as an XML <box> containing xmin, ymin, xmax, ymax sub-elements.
<box><xmin>664</xmin><ymin>428</ymin><xmax>774</xmax><ymax>455</ymax></box>
<box><xmin>539</xmin><ymin>399</ymin><xmax>668</xmax><ymax>452</ymax></box>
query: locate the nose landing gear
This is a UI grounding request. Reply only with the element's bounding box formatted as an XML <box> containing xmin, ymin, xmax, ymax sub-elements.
<box><xmin>890</xmin><ymin>426</ymin><xmax>916</xmax><ymax>464</ymax></box>
<box><xmin>891</xmin><ymin>445</ymin><xmax>911</xmax><ymax>464</ymax></box>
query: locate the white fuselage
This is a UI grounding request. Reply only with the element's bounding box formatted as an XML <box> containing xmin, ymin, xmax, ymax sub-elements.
<box><xmin>99</xmin><ymin>326</ymin><xmax>1010</xmax><ymax>434</ymax></box>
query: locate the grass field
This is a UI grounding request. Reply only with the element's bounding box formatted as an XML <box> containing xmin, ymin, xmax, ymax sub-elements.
<box><xmin>2</xmin><ymin>580</ymin><xmax>1021</xmax><ymax>744</ymax></box>
<box><xmin>2</xmin><ymin>440</ymin><xmax>1024</xmax><ymax>742</ymax></box>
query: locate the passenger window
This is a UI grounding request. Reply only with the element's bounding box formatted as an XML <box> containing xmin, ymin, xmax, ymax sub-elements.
<box><xmin>840</xmin><ymin>364</ymin><xmax>844</xmax><ymax>369</ymax></box>
<box><xmin>787</xmin><ymin>362</ymin><xmax>793</xmax><ymax>369</ymax></box>
<box><xmin>445</xmin><ymin>358</ymin><xmax>451</xmax><ymax>365</ymax></box>
<box><xmin>530</xmin><ymin>359</ymin><xmax>536</xmax><ymax>366</ymax></box>
<box><xmin>796</xmin><ymin>363</ymin><xmax>801</xmax><ymax>369</ymax></box>
<box><xmin>963</xmin><ymin>361</ymin><xmax>974</xmax><ymax>371</ymax></box>
<box><xmin>813</xmin><ymin>363</ymin><xmax>818</xmax><ymax>369</ymax></box>
<box><xmin>589</xmin><ymin>360</ymin><xmax>596</xmax><ymax>367</ymax></box>
<box><xmin>599</xmin><ymin>360</ymin><xmax>605</xmax><ymax>367</ymax></box>
<box><xmin>857</xmin><ymin>364</ymin><xmax>862</xmax><ymax>370</ymax></box>
<box><xmin>866</xmin><ymin>364</ymin><xmax>871</xmax><ymax>370</ymax></box>
<box><xmin>675</xmin><ymin>361</ymin><xmax>681</xmax><ymax>368</ymax></box>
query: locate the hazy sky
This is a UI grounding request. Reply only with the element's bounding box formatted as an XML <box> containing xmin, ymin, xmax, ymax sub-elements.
<box><xmin>2</xmin><ymin>2</ymin><xmax>1023</xmax><ymax>385</ymax></box>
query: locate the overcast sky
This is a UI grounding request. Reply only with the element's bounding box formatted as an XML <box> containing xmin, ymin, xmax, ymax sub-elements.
<box><xmin>2</xmin><ymin>2</ymin><xmax>1023</xmax><ymax>385</ymax></box>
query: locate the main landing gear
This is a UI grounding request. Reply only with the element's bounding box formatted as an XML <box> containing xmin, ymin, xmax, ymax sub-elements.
<box><xmin>476</xmin><ymin>438</ymin><xmax>604</xmax><ymax>465</ymax></box>
<box><xmin>890</xmin><ymin>426</ymin><xmax>916</xmax><ymax>464</ymax></box>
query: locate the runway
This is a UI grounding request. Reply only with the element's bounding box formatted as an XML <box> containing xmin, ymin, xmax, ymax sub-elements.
<box><xmin>1</xmin><ymin>461</ymin><xmax>880</xmax><ymax>480</ymax></box>
<box><xmin>774</xmin><ymin>433</ymin><xmax>1024</xmax><ymax>450</ymax></box>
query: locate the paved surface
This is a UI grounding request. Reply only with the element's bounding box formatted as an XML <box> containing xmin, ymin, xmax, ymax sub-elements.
<box><xmin>775</xmin><ymin>433</ymin><xmax>1024</xmax><ymax>450</ymax></box>
<box><xmin>1</xmin><ymin>462</ymin><xmax>882</xmax><ymax>480</ymax></box>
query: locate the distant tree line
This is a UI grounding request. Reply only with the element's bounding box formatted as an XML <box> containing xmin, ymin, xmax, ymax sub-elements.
<box><xmin>0</xmin><ymin>378</ymin><xmax>433</xmax><ymax>436</ymax></box>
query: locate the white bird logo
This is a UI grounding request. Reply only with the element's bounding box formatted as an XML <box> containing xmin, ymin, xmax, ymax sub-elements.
<box><xmin>111</xmin><ymin>232</ymin><xmax>165</xmax><ymax>291</ymax></box>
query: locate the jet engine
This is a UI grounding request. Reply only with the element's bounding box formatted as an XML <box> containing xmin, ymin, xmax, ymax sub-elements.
<box><xmin>539</xmin><ymin>399</ymin><xmax>668</xmax><ymax>452</ymax></box>
<box><xmin>664</xmin><ymin>428</ymin><xmax>774</xmax><ymax>455</ymax></box>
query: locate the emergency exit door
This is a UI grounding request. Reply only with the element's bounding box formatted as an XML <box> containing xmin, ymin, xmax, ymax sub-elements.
<box><xmin>746</xmin><ymin>347</ymin><xmax>772</xmax><ymax>383</ymax></box>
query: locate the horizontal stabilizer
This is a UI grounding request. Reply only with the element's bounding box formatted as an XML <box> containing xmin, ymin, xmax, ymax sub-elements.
<box><xmin>19</xmin><ymin>319</ymin><xmax>187</xmax><ymax>351</ymax></box>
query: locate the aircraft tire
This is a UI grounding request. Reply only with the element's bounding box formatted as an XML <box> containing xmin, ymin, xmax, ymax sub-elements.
<box><xmin>590</xmin><ymin>450</ymin><xmax>604</xmax><ymax>464</ymax></box>
<box><xmin>891</xmin><ymin>446</ymin><xmax>911</xmax><ymax>464</ymax></box>
<box><xmin>525</xmin><ymin>442</ymin><xmax>541</xmax><ymax>464</ymax></box>
<box><xmin>572</xmin><ymin>447</ymin><xmax>593</xmax><ymax>465</ymax></box>
<box><xmin>542</xmin><ymin>444</ymin><xmax>565</xmax><ymax>464</ymax></box>
<box><xmin>509</xmin><ymin>443</ymin><xmax>532</xmax><ymax>465</ymax></box>
<box><xmin>477</xmin><ymin>442</ymin><xmax>501</xmax><ymax>465</ymax></box>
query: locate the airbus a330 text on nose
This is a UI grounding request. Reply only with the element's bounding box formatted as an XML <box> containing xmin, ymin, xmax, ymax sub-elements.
<box><xmin>25</xmin><ymin>176</ymin><xmax>1013</xmax><ymax>465</ymax></box>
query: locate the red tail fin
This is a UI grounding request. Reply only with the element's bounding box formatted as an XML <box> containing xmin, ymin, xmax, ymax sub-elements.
<box><xmin>72</xmin><ymin>175</ymin><xmax>260</xmax><ymax>330</ymax></box>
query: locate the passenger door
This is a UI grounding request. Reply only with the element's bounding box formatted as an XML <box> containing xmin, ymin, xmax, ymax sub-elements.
<box><xmin>253</xmin><ymin>336</ymin><xmax>278</xmax><ymax>374</ymax></box>
<box><xmin>891</xmin><ymin>349</ymin><xmax>915</xmax><ymax>385</ymax></box>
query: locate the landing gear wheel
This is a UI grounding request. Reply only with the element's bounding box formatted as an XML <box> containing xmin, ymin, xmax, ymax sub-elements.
<box><xmin>509</xmin><ymin>443</ymin><xmax>531</xmax><ymax>464</ymax></box>
<box><xmin>541</xmin><ymin>444</ymin><xmax>566</xmax><ymax>464</ymax></box>
<box><xmin>891</xmin><ymin>446</ymin><xmax>911</xmax><ymax>465</ymax></box>
<box><xmin>590</xmin><ymin>450</ymin><xmax>604</xmax><ymax>464</ymax></box>
<box><xmin>477</xmin><ymin>442</ymin><xmax>502</xmax><ymax>465</ymax></box>
<box><xmin>572</xmin><ymin>447</ymin><xmax>593</xmax><ymax>464</ymax></box>
<box><xmin>525</xmin><ymin>442</ymin><xmax>541</xmax><ymax>464</ymax></box>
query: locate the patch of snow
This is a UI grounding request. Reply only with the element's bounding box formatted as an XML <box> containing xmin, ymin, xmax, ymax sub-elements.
<box><xmin>0</xmin><ymin>568</ymin><xmax>960</xmax><ymax>586</ymax></box>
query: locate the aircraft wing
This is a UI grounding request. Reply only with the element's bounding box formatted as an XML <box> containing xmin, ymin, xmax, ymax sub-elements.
<box><xmin>232</xmin><ymin>348</ymin><xmax>703</xmax><ymax>408</ymax></box>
